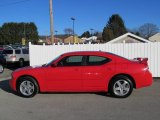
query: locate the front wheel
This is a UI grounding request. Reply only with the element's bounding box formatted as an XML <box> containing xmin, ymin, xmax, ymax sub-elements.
<box><xmin>17</xmin><ymin>77</ymin><xmax>39</xmax><ymax>98</ymax></box>
<box><xmin>109</xmin><ymin>75</ymin><xmax>133</xmax><ymax>98</ymax></box>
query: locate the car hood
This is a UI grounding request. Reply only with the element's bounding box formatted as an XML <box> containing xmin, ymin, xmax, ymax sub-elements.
<box><xmin>14</xmin><ymin>65</ymin><xmax>43</xmax><ymax>72</ymax></box>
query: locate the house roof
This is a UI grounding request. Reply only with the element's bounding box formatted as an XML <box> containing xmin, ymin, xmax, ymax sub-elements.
<box><xmin>149</xmin><ymin>33</ymin><xmax>160</xmax><ymax>42</ymax></box>
<box><xmin>64</xmin><ymin>36</ymin><xmax>83</xmax><ymax>43</ymax></box>
<box><xmin>107</xmin><ymin>33</ymin><xmax>151</xmax><ymax>43</ymax></box>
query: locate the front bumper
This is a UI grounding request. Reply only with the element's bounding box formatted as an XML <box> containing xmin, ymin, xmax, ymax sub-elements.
<box><xmin>9</xmin><ymin>76</ymin><xmax>17</xmax><ymax>91</ymax></box>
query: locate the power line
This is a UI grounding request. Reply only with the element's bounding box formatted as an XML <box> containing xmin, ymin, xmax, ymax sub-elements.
<box><xmin>0</xmin><ymin>0</ymin><xmax>31</xmax><ymax>7</ymax></box>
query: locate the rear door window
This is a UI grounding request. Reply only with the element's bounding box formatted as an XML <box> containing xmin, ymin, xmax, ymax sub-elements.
<box><xmin>86</xmin><ymin>56</ymin><xmax>111</xmax><ymax>66</ymax></box>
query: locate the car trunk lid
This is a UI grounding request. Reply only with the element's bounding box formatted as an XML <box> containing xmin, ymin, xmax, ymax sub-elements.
<box><xmin>133</xmin><ymin>58</ymin><xmax>148</xmax><ymax>66</ymax></box>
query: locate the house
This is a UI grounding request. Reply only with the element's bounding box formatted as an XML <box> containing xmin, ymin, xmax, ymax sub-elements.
<box><xmin>149</xmin><ymin>33</ymin><xmax>160</xmax><ymax>42</ymax></box>
<box><xmin>81</xmin><ymin>36</ymin><xmax>99</xmax><ymax>44</ymax></box>
<box><xmin>39</xmin><ymin>35</ymin><xmax>84</xmax><ymax>44</ymax></box>
<box><xmin>107</xmin><ymin>33</ymin><xmax>151</xmax><ymax>44</ymax></box>
<box><xmin>39</xmin><ymin>35</ymin><xmax>65</xmax><ymax>44</ymax></box>
<box><xmin>64</xmin><ymin>36</ymin><xmax>83</xmax><ymax>44</ymax></box>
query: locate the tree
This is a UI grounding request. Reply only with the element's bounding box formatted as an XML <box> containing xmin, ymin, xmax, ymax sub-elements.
<box><xmin>0</xmin><ymin>22</ymin><xmax>39</xmax><ymax>45</ymax></box>
<box><xmin>64</xmin><ymin>28</ymin><xmax>73</xmax><ymax>35</ymax></box>
<box><xmin>24</xmin><ymin>22</ymin><xmax>39</xmax><ymax>44</ymax></box>
<box><xmin>138</xmin><ymin>23</ymin><xmax>159</xmax><ymax>39</ymax></box>
<box><xmin>102</xmin><ymin>14</ymin><xmax>127</xmax><ymax>42</ymax></box>
<box><xmin>127</xmin><ymin>28</ymin><xmax>140</xmax><ymax>36</ymax></box>
<box><xmin>102</xmin><ymin>27</ymin><xmax>114</xmax><ymax>41</ymax></box>
<box><xmin>81</xmin><ymin>31</ymin><xmax>91</xmax><ymax>38</ymax></box>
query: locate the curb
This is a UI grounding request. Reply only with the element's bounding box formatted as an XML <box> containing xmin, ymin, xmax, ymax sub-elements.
<box><xmin>0</xmin><ymin>76</ymin><xmax>12</xmax><ymax>81</ymax></box>
<box><xmin>0</xmin><ymin>68</ymin><xmax>12</xmax><ymax>81</ymax></box>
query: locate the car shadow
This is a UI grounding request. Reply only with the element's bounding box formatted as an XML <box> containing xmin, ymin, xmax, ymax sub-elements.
<box><xmin>95</xmin><ymin>92</ymin><xmax>111</xmax><ymax>97</ymax></box>
<box><xmin>40</xmin><ymin>92</ymin><xmax>112</xmax><ymax>98</ymax></box>
<box><xmin>6</xmin><ymin>62</ymin><xmax>30</xmax><ymax>71</ymax></box>
<box><xmin>0</xmin><ymin>79</ymin><xmax>19</xmax><ymax>96</ymax></box>
<box><xmin>0</xmin><ymin>79</ymin><xmax>113</xmax><ymax>98</ymax></box>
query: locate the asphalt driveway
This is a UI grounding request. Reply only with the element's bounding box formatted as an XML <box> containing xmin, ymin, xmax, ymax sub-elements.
<box><xmin>0</xmin><ymin>68</ymin><xmax>160</xmax><ymax>120</ymax></box>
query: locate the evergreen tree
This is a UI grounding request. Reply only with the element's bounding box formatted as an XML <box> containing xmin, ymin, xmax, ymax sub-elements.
<box><xmin>81</xmin><ymin>31</ymin><xmax>91</xmax><ymax>38</ymax></box>
<box><xmin>0</xmin><ymin>22</ymin><xmax>39</xmax><ymax>45</ymax></box>
<box><xmin>102</xmin><ymin>14</ymin><xmax>127</xmax><ymax>42</ymax></box>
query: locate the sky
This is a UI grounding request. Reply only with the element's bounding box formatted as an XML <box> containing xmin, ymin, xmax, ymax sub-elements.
<box><xmin>0</xmin><ymin>0</ymin><xmax>160</xmax><ymax>36</ymax></box>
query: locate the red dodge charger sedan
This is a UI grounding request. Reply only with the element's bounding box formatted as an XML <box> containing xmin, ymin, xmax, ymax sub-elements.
<box><xmin>10</xmin><ymin>51</ymin><xmax>153</xmax><ymax>98</ymax></box>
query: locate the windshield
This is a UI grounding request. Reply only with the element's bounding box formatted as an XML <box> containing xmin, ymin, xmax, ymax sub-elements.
<box><xmin>45</xmin><ymin>55</ymin><xmax>62</xmax><ymax>66</ymax></box>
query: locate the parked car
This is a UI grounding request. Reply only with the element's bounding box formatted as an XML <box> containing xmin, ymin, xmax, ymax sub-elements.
<box><xmin>0</xmin><ymin>53</ymin><xmax>6</xmax><ymax>73</ymax></box>
<box><xmin>0</xmin><ymin>47</ymin><xmax>4</xmax><ymax>54</ymax></box>
<box><xmin>2</xmin><ymin>48</ymin><xmax>29</xmax><ymax>67</ymax></box>
<box><xmin>9</xmin><ymin>51</ymin><xmax>153</xmax><ymax>98</ymax></box>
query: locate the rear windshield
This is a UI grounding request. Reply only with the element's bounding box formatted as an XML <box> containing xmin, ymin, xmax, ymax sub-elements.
<box><xmin>3</xmin><ymin>50</ymin><xmax>13</xmax><ymax>54</ymax></box>
<box><xmin>106</xmin><ymin>52</ymin><xmax>130</xmax><ymax>61</ymax></box>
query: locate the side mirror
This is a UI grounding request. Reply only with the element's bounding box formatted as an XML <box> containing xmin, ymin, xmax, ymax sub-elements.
<box><xmin>51</xmin><ymin>63</ymin><xmax>56</xmax><ymax>68</ymax></box>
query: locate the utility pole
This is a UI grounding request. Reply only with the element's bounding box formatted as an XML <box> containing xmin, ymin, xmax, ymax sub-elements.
<box><xmin>71</xmin><ymin>17</ymin><xmax>75</xmax><ymax>43</ymax></box>
<box><xmin>90</xmin><ymin>28</ymin><xmax>94</xmax><ymax>36</ymax></box>
<box><xmin>49</xmin><ymin>0</ymin><xmax>54</xmax><ymax>44</ymax></box>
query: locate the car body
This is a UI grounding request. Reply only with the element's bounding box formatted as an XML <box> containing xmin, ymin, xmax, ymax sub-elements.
<box><xmin>10</xmin><ymin>51</ymin><xmax>153</xmax><ymax>98</ymax></box>
<box><xmin>2</xmin><ymin>48</ymin><xmax>29</xmax><ymax>67</ymax></box>
<box><xmin>0</xmin><ymin>53</ymin><xmax>6</xmax><ymax>73</ymax></box>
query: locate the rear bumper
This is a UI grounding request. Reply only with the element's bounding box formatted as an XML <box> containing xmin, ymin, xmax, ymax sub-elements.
<box><xmin>136</xmin><ymin>70</ymin><xmax>153</xmax><ymax>89</ymax></box>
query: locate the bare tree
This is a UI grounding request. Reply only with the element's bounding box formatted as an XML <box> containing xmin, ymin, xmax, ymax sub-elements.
<box><xmin>64</xmin><ymin>28</ymin><xmax>73</xmax><ymax>35</ymax></box>
<box><xmin>138</xmin><ymin>23</ymin><xmax>159</xmax><ymax>39</ymax></box>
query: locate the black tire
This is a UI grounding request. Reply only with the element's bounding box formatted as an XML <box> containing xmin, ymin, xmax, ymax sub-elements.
<box><xmin>19</xmin><ymin>58</ymin><xmax>24</xmax><ymax>67</ymax></box>
<box><xmin>17</xmin><ymin>76</ymin><xmax>39</xmax><ymax>98</ymax></box>
<box><xmin>0</xmin><ymin>64</ymin><xmax>4</xmax><ymax>73</ymax></box>
<box><xmin>109</xmin><ymin>75</ymin><xmax>133</xmax><ymax>98</ymax></box>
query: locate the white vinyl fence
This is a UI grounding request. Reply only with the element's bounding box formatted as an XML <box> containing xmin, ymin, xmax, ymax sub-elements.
<box><xmin>29</xmin><ymin>42</ymin><xmax>160</xmax><ymax>77</ymax></box>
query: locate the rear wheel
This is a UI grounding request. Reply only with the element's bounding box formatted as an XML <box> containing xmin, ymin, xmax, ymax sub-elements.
<box><xmin>109</xmin><ymin>75</ymin><xmax>133</xmax><ymax>98</ymax></box>
<box><xmin>0</xmin><ymin>64</ymin><xmax>4</xmax><ymax>73</ymax></box>
<box><xmin>17</xmin><ymin>76</ymin><xmax>39</xmax><ymax>98</ymax></box>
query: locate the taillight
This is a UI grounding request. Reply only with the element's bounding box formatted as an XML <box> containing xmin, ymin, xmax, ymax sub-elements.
<box><xmin>144</xmin><ymin>66</ymin><xmax>149</xmax><ymax>71</ymax></box>
<box><xmin>10</xmin><ymin>55</ymin><xmax>16</xmax><ymax>61</ymax></box>
<box><xmin>134</xmin><ymin>58</ymin><xmax>148</xmax><ymax>66</ymax></box>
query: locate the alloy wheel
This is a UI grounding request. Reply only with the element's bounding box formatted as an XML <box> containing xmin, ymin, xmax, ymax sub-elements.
<box><xmin>113</xmin><ymin>80</ymin><xmax>130</xmax><ymax>96</ymax></box>
<box><xmin>19</xmin><ymin>80</ymin><xmax>35</xmax><ymax>96</ymax></box>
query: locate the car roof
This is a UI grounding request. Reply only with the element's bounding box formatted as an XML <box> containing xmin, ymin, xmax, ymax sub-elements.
<box><xmin>62</xmin><ymin>51</ymin><xmax>111</xmax><ymax>56</ymax></box>
<box><xmin>61</xmin><ymin>51</ymin><xmax>130</xmax><ymax>61</ymax></box>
